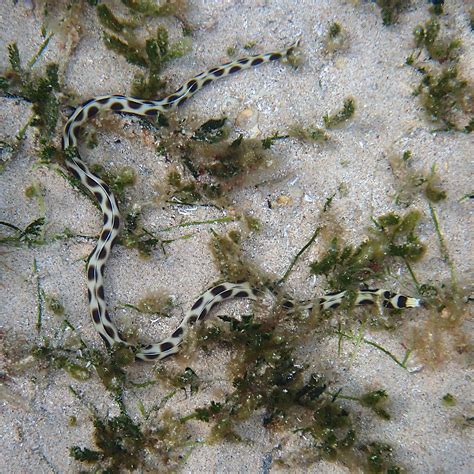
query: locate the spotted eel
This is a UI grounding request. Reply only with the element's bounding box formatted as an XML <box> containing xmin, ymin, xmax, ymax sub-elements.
<box><xmin>62</xmin><ymin>40</ymin><xmax>419</xmax><ymax>361</ymax></box>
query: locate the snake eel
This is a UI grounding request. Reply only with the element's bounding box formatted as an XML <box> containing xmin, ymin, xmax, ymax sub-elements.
<box><xmin>62</xmin><ymin>40</ymin><xmax>420</xmax><ymax>361</ymax></box>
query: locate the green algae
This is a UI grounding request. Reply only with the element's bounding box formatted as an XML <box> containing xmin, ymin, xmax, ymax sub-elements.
<box><xmin>442</xmin><ymin>393</ymin><xmax>456</xmax><ymax>407</ymax></box>
<box><xmin>310</xmin><ymin>211</ymin><xmax>425</xmax><ymax>291</ymax></box>
<box><xmin>161</xmin><ymin>117</ymin><xmax>275</xmax><ymax>204</ymax></box>
<box><xmin>375</xmin><ymin>0</ymin><xmax>411</xmax><ymax>25</ymax></box>
<box><xmin>323</xmin><ymin>98</ymin><xmax>356</xmax><ymax>129</ymax></box>
<box><xmin>324</xmin><ymin>21</ymin><xmax>350</xmax><ymax>53</ymax></box>
<box><xmin>0</xmin><ymin>218</ymin><xmax>46</xmax><ymax>247</ymax></box>
<box><xmin>2</xmin><ymin>41</ymin><xmax>61</xmax><ymax>155</ymax></box>
<box><xmin>408</xmin><ymin>17</ymin><xmax>473</xmax><ymax>131</ymax></box>
<box><xmin>96</xmin><ymin>3</ymin><xmax>191</xmax><ymax>99</ymax></box>
<box><xmin>45</xmin><ymin>295</ymin><xmax>65</xmax><ymax>316</ymax></box>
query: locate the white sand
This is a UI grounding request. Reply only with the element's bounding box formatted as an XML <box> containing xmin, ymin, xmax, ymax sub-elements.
<box><xmin>0</xmin><ymin>1</ymin><xmax>472</xmax><ymax>472</ymax></box>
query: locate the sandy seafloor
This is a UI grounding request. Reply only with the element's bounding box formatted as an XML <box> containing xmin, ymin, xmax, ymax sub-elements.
<box><xmin>0</xmin><ymin>1</ymin><xmax>473</xmax><ymax>473</ymax></box>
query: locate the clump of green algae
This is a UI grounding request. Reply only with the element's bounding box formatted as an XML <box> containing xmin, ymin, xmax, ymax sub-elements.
<box><xmin>310</xmin><ymin>211</ymin><xmax>425</xmax><ymax>292</ymax></box>
<box><xmin>1</xmin><ymin>41</ymin><xmax>61</xmax><ymax>160</ymax></box>
<box><xmin>407</xmin><ymin>17</ymin><xmax>473</xmax><ymax>131</ymax></box>
<box><xmin>375</xmin><ymin>0</ymin><xmax>411</xmax><ymax>26</ymax></box>
<box><xmin>96</xmin><ymin>2</ymin><xmax>191</xmax><ymax>98</ymax></box>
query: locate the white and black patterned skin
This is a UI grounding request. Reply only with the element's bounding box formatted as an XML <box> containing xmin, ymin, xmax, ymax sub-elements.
<box><xmin>62</xmin><ymin>40</ymin><xmax>420</xmax><ymax>362</ymax></box>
